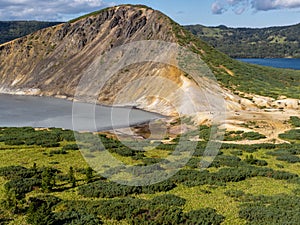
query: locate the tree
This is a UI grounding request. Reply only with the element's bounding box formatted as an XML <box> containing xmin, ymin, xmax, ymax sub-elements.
<box><xmin>68</xmin><ymin>167</ymin><xmax>76</xmax><ymax>188</ymax></box>
<box><xmin>26</xmin><ymin>199</ymin><xmax>54</xmax><ymax>225</ymax></box>
<box><xmin>85</xmin><ymin>167</ymin><xmax>93</xmax><ymax>184</ymax></box>
<box><xmin>2</xmin><ymin>189</ymin><xmax>19</xmax><ymax>213</ymax></box>
<box><xmin>41</xmin><ymin>168</ymin><xmax>55</xmax><ymax>192</ymax></box>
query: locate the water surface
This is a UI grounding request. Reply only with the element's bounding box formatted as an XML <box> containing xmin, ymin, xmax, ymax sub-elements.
<box><xmin>236</xmin><ymin>58</ymin><xmax>300</xmax><ymax>70</ymax></box>
<box><xmin>0</xmin><ymin>94</ymin><xmax>162</xmax><ymax>131</ymax></box>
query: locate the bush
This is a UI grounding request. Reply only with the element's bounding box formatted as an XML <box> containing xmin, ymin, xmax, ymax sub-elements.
<box><xmin>238</xmin><ymin>194</ymin><xmax>300</xmax><ymax>225</ymax></box>
<box><xmin>54</xmin><ymin>210</ymin><xmax>102</xmax><ymax>225</ymax></box>
<box><xmin>182</xmin><ymin>208</ymin><xmax>225</xmax><ymax>225</ymax></box>
<box><xmin>77</xmin><ymin>180</ymin><xmax>176</xmax><ymax>198</ymax></box>
<box><xmin>49</xmin><ymin>149</ymin><xmax>67</xmax><ymax>155</ymax></box>
<box><xmin>130</xmin><ymin>207</ymin><xmax>184</xmax><ymax>225</ymax></box>
<box><xmin>279</xmin><ymin>129</ymin><xmax>300</xmax><ymax>140</ymax></box>
<box><xmin>0</xmin><ymin>166</ymin><xmax>36</xmax><ymax>179</ymax></box>
<box><xmin>62</xmin><ymin>144</ymin><xmax>79</xmax><ymax>151</ymax></box>
<box><xmin>276</xmin><ymin>155</ymin><xmax>300</xmax><ymax>163</ymax></box>
<box><xmin>77</xmin><ymin>180</ymin><xmax>140</xmax><ymax>198</ymax></box>
<box><xmin>289</xmin><ymin>116</ymin><xmax>300</xmax><ymax>127</ymax></box>
<box><xmin>0</xmin><ymin>127</ymin><xmax>78</xmax><ymax>148</ymax></box>
<box><xmin>4</xmin><ymin>178</ymin><xmax>41</xmax><ymax>198</ymax></box>
<box><xmin>209</xmin><ymin>155</ymin><xmax>242</xmax><ymax>168</ymax></box>
<box><xmin>98</xmin><ymin>198</ymin><xmax>147</xmax><ymax>220</ymax></box>
<box><xmin>151</xmin><ymin>194</ymin><xmax>186</xmax><ymax>207</ymax></box>
<box><xmin>244</xmin><ymin>155</ymin><xmax>268</xmax><ymax>166</ymax></box>
<box><xmin>224</xmin><ymin>190</ymin><xmax>245</xmax><ymax>200</ymax></box>
<box><xmin>241</xmin><ymin>132</ymin><xmax>266</xmax><ymax>140</ymax></box>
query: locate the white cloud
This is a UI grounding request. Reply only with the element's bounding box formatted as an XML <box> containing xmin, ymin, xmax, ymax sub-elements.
<box><xmin>212</xmin><ymin>0</ymin><xmax>300</xmax><ymax>14</ymax></box>
<box><xmin>0</xmin><ymin>0</ymin><xmax>114</xmax><ymax>21</ymax></box>
<box><xmin>252</xmin><ymin>0</ymin><xmax>300</xmax><ymax>10</ymax></box>
<box><xmin>212</xmin><ymin>2</ymin><xmax>227</xmax><ymax>14</ymax></box>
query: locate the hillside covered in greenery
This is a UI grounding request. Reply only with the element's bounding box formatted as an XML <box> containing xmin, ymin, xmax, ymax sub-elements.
<box><xmin>0</xmin><ymin>21</ymin><xmax>61</xmax><ymax>44</ymax></box>
<box><xmin>185</xmin><ymin>23</ymin><xmax>300</xmax><ymax>58</ymax></box>
<box><xmin>171</xmin><ymin>21</ymin><xmax>300</xmax><ymax>99</ymax></box>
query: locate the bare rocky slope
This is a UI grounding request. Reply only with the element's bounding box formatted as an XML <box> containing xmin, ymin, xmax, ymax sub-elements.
<box><xmin>0</xmin><ymin>4</ymin><xmax>299</xmax><ymax>139</ymax></box>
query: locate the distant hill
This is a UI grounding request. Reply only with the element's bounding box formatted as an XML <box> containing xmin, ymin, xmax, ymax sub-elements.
<box><xmin>0</xmin><ymin>21</ymin><xmax>62</xmax><ymax>44</ymax></box>
<box><xmin>185</xmin><ymin>23</ymin><xmax>300</xmax><ymax>58</ymax></box>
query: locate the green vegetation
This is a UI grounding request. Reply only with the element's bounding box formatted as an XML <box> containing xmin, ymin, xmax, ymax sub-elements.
<box><xmin>171</xmin><ymin>20</ymin><xmax>300</xmax><ymax>99</ymax></box>
<box><xmin>0</xmin><ymin>127</ymin><xmax>300</xmax><ymax>224</ymax></box>
<box><xmin>185</xmin><ymin>23</ymin><xmax>300</xmax><ymax>58</ymax></box>
<box><xmin>289</xmin><ymin>116</ymin><xmax>300</xmax><ymax>127</ymax></box>
<box><xmin>0</xmin><ymin>21</ymin><xmax>61</xmax><ymax>44</ymax></box>
<box><xmin>224</xmin><ymin>130</ymin><xmax>266</xmax><ymax>141</ymax></box>
<box><xmin>279</xmin><ymin>129</ymin><xmax>300</xmax><ymax>141</ymax></box>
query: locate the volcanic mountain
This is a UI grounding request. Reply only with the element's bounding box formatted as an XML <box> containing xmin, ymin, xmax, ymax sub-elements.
<box><xmin>0</xmin><ymin>4</ymin><xmax>299</xmax><ymax>138</ymax></box>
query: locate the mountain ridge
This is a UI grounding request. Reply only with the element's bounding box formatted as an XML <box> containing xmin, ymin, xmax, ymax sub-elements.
<box><xmin>1</xmin><ymin>19</ymin><xmax>299</xmax><ymax>58</ymax></box>
<box><xmin>0</xmin><ymin>5</ymin><xmax>299</xmax><ymax>117</ymax></box>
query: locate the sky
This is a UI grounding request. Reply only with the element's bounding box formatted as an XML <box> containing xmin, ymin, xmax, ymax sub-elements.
<box><xmin>0</xmin><ymin>0</ymin><xmax>300</xmax><ymax>28</ymax></box>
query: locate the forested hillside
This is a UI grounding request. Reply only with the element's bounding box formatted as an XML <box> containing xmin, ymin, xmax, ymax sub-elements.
<box><xmin>185</xmin><ymin>23</ymin><xmax>300</xmax><ymax>58</ymax></box>
<box><xmin>0</xmin><ymin>21</ymin><xmax>61</xmax><ymax>44</ymax></box>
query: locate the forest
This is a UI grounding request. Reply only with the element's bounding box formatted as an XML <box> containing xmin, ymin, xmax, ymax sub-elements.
<box><xmin>185</xmin><ymin>23</ymin><xmax>300</xmax><ymax>58</ymax></box>
<box><xmin>0</xmin><ymin>21</ymin><xmax>61</xmax><ymax>44</ymax></box>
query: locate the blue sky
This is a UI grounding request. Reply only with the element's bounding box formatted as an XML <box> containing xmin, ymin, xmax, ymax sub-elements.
<box><xmin>0</xmin><ymin>0</ymin><xmax>300</xmax><ymax>28</ymax></box>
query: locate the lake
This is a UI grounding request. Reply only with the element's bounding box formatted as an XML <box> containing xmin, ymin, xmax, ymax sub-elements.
<box><xmin>236</xmin><ymin>58</ymin><xmax>300</xmax><ymax>70</ymax></box>
<box><xmin>0</xmin><ymin>94</ymin><xmax>162</xmax><ymax>131</ymax></box>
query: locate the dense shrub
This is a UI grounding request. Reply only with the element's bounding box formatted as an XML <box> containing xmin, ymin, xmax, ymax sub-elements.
<box><xmin>224</xmin><ymin>130</ymin><xmax>266</xmax><ymax>141</ymax></box>
<box><xmin>62</xmin><ymin>144</ymin><xmax>79</xmax><ymax>151</ymax></box>
<box><xmin>5</xmin><ymin>178</ymin><xmax>41</xmax><ymax>198</ymax></box>
<box><xmin>238</xmin><ymin>194</ymin><xmax>300</xmax><ymax>225</ymax></box>
<box><xmin>244</xmin><ymin>155</ymin><xmax>268</xmax><ymax>166</ymax></box>
<box><xmin>241</xmin><ymin>132</ymin><xmax>266</xmax><ymax>140</ymax></box>
<box><xmin>141</xmin><ymin>180</ymin><xmax>177</xmax><ymax>194</ymax></box>
<box><xmin>130</xmin><ymin>207</ymin><xmax>184</xmax><ymax>225</ymax></box>
<box><xmin>221</xmin><ymin>143</ymin><xmax>276</xmax><ymax>153</ymax></box>
<box><xmin>209</xmin><ymin>155</ymin><xmax>242</xmax><ymax>168</ymax></box>
<box><xmin>77</xmin><ymin>180</ymin><xmax>140</xmax><ymax>198</ymax></box>
<box><xmin>77</xmin><ymin>180</ymin><xmax>176</xmax><ymax>198</ymax></box>
<box><xmin>0</xmin><ymin>166</ymin><xmax>36</xmax><ymax>179</ymax></box>
<box><xmin>276</xmin><ymin>155</ymin><xmax>300</xmax><ymax>163</ymax></box>
<box><xmin>170</xmin><ymin>166</ymin><xmax>298</xmax><ymax>187</ymax></box>
<box><xmin>27</xmin><ymin>195</ymin><xmax>101</xmax><ymax>225</ymax></box>
<box><xmin>289</xmin><ymin>116</ymin><xmax>300</xmax><ymax>127</ymax></box>
<box><xmin>54</xmin><ymin>210</ymin><xmax>102</xmax><ymax>225</ymax></box>
<box><xmin>26</xmin><ymin>200</ymin><xmax>55</xmax><ymax>225</ymax></box>
<box><xmin>49</xmin><ymin>149</ymin><xmax>67</xmax><ymax>155</ymax></box>
<box><xmin>150</xmin><ymin>194</ymin><xmax>186</xmax><ymax>207</ymax></box>
<box><xmin>279</xmin><ymin>129</ymin><xmax>300</xmax><ymax>140</ymax></box>
<box><xmin>98</xmin><ymin>198</ymin><xmax>147</xmax><ymax>220</ymax></box>
<box><xmin>224</xmin><ymin>190</ymin><xmax>245</xmax><ymax>200</ymax></box>
<box><xmin>0</xmin><ymin>127</ymin><xmax>77</xmax><ymax>148</ymax></box>
<box><xmin>182</xmin><ymin>208</ymin><xmax>225</xmax><ymax>225</ymax></box>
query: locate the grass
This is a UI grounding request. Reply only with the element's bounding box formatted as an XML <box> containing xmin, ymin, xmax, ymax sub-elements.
<box><xmin>0</xmin><ymin>128</ymin><xmax>300</xmax><ymax>224</ymax></box>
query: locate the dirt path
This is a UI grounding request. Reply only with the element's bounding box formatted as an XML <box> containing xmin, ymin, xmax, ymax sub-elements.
<box><xmin>223</xmin><ymin>109</ymin><xmax>300</xmax><ymax>144</ymax></box>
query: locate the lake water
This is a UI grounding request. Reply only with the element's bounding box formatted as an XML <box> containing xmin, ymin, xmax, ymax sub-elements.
<box><xmin>236</xmin><ymin>58</ymin><xmax>300</xmax><ymax>70</ymax></box>
<box><xmin>0</xmin><ymin>94</ymin><xmax>162</xmax><ymax>131</ymax></box>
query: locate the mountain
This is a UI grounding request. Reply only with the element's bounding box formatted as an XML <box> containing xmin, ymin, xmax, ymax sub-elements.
<box><xmin>185</xmin><ymin>23</ymin><xmax>300</xmax><ymax>58</ymax></box>
<box><xmin>0</xmin><ymin>4</ymin><xmax>299</xmax><ymax>117</ymax></box>
<box><xmin>0</xmin><ymin>21</ymin><xmax>62</xmax><ymax>44</ymax></box>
